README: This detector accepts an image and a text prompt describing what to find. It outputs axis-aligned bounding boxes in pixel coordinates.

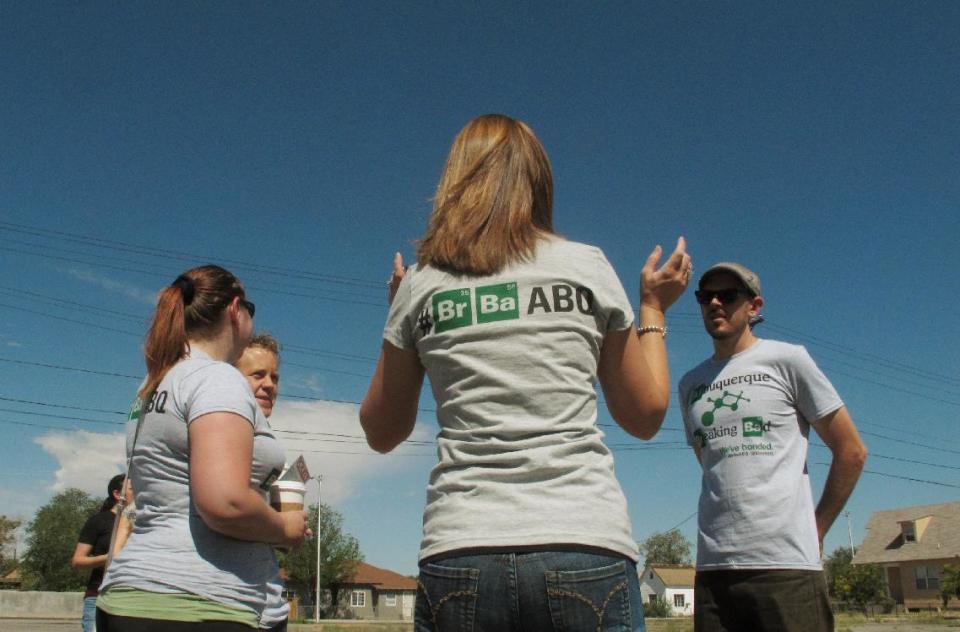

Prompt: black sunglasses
[239,298,256,318]
[694,289,752,305]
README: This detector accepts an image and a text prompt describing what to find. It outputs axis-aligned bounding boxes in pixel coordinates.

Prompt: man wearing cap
[679,262,867,632]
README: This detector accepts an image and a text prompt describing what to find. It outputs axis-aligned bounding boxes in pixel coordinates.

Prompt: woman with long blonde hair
[97,265,309,632]
[361,114,692,631]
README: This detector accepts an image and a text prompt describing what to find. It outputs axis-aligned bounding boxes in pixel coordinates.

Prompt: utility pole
[315,475,323,624]
[845,511,855,556]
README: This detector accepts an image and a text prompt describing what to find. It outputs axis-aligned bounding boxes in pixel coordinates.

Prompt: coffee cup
[269,480,306,512]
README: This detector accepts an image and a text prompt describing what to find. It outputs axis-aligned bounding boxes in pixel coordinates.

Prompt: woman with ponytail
[97,265,309,632]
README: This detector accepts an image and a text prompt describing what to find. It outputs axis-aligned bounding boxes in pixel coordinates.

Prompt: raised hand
[640,236,693,313]
[388,252,406,305]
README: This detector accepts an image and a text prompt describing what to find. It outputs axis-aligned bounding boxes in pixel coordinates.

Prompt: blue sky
[1,1,958,575]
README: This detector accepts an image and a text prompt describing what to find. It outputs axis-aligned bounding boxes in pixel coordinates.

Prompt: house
[639,564,695,616]
[0,568,21,590]
[335,561,418,620]
[853,501,960,611]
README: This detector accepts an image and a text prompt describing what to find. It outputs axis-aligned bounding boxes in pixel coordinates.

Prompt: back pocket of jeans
[416,563,479,632]
[546,561,632,632]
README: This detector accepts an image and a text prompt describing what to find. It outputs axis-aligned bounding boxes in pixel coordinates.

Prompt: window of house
[902,522,916,542]
[350,590,366,607]
[384,594,397,607]
[674,594,685,608]
[915,566,940,590]
[648,594,658,604]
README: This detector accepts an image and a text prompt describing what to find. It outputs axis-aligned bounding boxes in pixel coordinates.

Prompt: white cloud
[34,430,127,495]
[28,405,434,514]
[268,399,434,506]
[0,332,22,347]
[67,268,157,306]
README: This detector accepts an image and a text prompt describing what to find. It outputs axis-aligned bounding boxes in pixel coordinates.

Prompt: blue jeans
[415,549,645,632]
[83,596,97,632]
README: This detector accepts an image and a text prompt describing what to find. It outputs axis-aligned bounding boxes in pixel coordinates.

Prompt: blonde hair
[416,114,554,275]
[248,331,281,362]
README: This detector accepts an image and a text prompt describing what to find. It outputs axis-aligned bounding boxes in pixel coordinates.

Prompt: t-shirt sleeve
[179,362,258,427]
[593,250,635,332]
[383,267,415,349]
[77,513,101,545]
[789,346,843,423]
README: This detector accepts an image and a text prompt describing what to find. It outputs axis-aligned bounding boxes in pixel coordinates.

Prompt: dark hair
[140,265,246,397]
[100,473,126,512]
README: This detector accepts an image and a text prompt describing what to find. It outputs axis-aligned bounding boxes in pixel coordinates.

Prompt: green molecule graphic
[701,390,751,426]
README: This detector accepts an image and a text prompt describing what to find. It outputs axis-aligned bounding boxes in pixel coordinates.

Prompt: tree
[20,488,100,591]
[824,547,854,598]
[940,563,960,609]
[834,562,887,615]
[0,515,21,575]
[279,502,361,616]
[639,529,692,566]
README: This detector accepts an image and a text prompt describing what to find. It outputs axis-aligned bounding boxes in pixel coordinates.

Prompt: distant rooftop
[853,501,960,565]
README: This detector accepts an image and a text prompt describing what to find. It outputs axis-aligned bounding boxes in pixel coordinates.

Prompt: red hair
[140,265,245,398]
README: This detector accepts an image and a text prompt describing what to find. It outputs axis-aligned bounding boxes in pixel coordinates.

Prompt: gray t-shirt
[101,349,286,621]
[385,237,640,562]
[678,339,843,570]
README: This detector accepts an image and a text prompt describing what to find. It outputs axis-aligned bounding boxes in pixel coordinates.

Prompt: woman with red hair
[98,265,309,632]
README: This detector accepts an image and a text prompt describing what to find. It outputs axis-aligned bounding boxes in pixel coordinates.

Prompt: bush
[644,596,672,618]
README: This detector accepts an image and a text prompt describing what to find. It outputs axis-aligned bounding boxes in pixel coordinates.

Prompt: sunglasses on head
[694,289,752,305]
[239,298,256,318]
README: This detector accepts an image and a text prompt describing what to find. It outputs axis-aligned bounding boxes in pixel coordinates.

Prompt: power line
[858,429,960,457]
[0,285,148,324]
[0,407,124,427]
[0,235,386,302]
[0,357,141,380]
[809,442,960,472]
[664,510,698,532]
[0,245,386,309]
[0,302,141,337]
[765,321,960,388]
[0,220,385,290]
[812,463,960,489]
[0,396,127,417]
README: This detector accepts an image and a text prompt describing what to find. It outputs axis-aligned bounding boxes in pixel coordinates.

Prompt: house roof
[339,562,418,591]
[853,501,960,565]
[1,569,20,583]
[651,565,695,587]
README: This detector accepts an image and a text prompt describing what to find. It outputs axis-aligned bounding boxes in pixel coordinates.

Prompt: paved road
[848,625,960,632]
[0,621,77,632]
[4,619,956,632]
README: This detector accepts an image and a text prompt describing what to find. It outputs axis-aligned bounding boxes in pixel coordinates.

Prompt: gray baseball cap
[698,262,761,296]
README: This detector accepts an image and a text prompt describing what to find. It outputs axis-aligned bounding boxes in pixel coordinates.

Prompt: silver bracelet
[637,324,667,338]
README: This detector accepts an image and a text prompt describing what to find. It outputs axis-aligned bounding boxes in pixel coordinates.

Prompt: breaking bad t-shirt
[100,348,286,621]
[385,237,640,562]
[678,339,843,571]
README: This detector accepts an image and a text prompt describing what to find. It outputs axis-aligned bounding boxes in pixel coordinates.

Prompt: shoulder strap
[104,391,152,571]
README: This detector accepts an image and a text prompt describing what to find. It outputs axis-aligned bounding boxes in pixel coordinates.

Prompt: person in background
[97,265,309,632]
[72,473,127,632]
[236,332,287,632]
[360,114,692,631]
[679,262,867,632]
